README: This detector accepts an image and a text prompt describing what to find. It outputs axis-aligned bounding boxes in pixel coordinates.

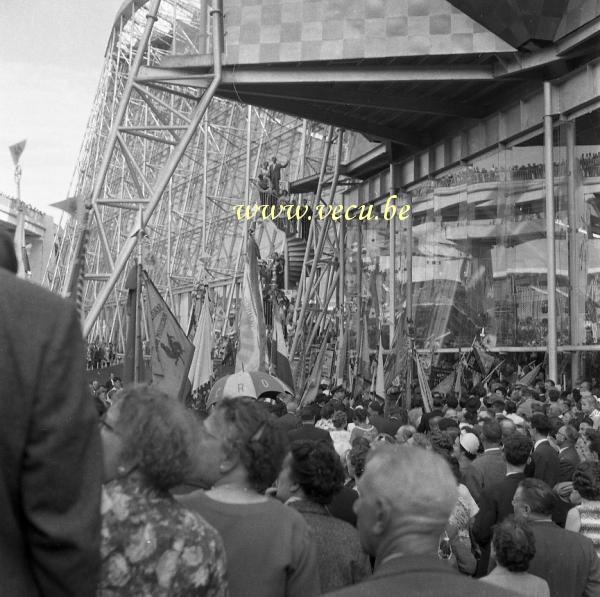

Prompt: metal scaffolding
[46,0,341,355]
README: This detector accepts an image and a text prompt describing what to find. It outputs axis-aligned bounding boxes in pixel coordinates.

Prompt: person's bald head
[354,444,457,558]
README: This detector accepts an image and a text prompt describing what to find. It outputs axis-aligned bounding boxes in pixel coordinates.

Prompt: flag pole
[134,207,144,384]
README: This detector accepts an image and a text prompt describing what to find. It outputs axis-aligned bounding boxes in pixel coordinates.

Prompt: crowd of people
[432,161,574,189]
[6,223,600,596]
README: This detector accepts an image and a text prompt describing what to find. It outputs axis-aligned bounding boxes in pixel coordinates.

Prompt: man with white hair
[324,445,517,596]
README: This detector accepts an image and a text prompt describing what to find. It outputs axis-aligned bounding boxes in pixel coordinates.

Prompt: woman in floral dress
[98,385,228,596]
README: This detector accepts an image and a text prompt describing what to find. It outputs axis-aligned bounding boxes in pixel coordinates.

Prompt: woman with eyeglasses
[98,385,227,596]
[178,397,320,597]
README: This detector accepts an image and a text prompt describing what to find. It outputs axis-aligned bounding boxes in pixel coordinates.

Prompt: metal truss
[45,0,340,354]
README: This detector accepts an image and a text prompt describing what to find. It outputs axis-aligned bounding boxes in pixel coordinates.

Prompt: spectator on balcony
[269,156,288,195]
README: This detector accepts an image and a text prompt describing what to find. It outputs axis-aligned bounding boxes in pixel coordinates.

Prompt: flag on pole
[235,234,267,372]
[270,305,295,392]
[123,265,142,385]
[374,333,385,398]
[189,294,214,395]
[9,140,26,166]
[414,352,433,413]
[13,208,30,278]
[144,271,194,401]
[384,311,409,393]
[432,368,456,395]
[300,328,330,407]
[516,363,542,387]
[472,339,496,376]
[333,320,348,386]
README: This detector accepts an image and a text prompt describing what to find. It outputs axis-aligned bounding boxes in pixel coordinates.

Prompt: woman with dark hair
[349,405,378,444]
[276,440,371,592]
[329,410,351,459]
[316,401,335,431]
[481,516,550,596]
[179,397,319,597]
[99,385,227,596]
[566,461,600,555]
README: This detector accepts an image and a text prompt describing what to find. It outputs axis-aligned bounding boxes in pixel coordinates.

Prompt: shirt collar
[534,438,548,450]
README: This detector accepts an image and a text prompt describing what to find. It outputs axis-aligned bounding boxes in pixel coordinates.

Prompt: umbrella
[207,371,292,407]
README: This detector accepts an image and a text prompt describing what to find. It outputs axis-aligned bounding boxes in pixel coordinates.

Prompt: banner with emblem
[144,271,194,401]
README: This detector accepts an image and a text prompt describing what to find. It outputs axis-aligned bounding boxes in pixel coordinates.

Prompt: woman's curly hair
[332,410,348,429]
[214,397,288,492]
[573,461,600,500]
[289,440,344,504]
[114,385,195,492]
[492,515,536,572]
[347,442,370,479]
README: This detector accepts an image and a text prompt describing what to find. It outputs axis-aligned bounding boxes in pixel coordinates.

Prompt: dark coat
[323,554,518,597]
[463,448,506,505]
[275,412,301,433]
[527,520,600,597]
[288,423,333,445]
[327,485,359,527]
[472,472,525,546]
[558,446,580,483]
[532,440,561,488]
[289,500,371,593]
[0,270,102,596]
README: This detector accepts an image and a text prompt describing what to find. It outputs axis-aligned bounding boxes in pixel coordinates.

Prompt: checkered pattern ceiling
[222,0,515,65]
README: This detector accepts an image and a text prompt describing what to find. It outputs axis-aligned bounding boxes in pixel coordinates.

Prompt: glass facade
[343,109,600,382]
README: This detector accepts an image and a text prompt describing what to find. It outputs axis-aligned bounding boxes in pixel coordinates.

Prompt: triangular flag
[432,368,456,396]
[473,339,496,376]
[235,235,267,372]
[189,294,214,394]
[9,140,26,166]
[517,363,542,387]
[144,271,194,400]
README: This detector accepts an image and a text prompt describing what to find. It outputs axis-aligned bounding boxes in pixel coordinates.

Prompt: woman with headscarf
[179,397,320,597]
[99,385,227,596]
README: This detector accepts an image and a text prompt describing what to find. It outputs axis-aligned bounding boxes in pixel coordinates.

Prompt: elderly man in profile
[324,445,517,597]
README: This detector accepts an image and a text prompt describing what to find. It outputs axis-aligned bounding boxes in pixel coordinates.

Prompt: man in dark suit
[513,478,600,597]
[0,232,102,596]
[274,393,301,433]
[529,413,561,488]
[463,419,506,505]
[324,444,515,597]
[288,405,333,445]
[472,432,533,562]
[556,424,580,482]
[416,393,444,433]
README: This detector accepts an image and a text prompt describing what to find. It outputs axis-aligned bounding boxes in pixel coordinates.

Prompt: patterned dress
[577,500,600,557]
[99,476,228,596]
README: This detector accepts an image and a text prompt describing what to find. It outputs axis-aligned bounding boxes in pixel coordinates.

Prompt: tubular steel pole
[566,120,580,383]
[84,0,224,337]
[290,127,340,362]
[406,191,413,409]
[292,125,334,325]
[389,164,398,342]
[544,81,558,382]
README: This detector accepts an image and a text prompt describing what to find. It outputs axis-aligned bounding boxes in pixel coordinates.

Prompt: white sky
[0,0,124,218]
